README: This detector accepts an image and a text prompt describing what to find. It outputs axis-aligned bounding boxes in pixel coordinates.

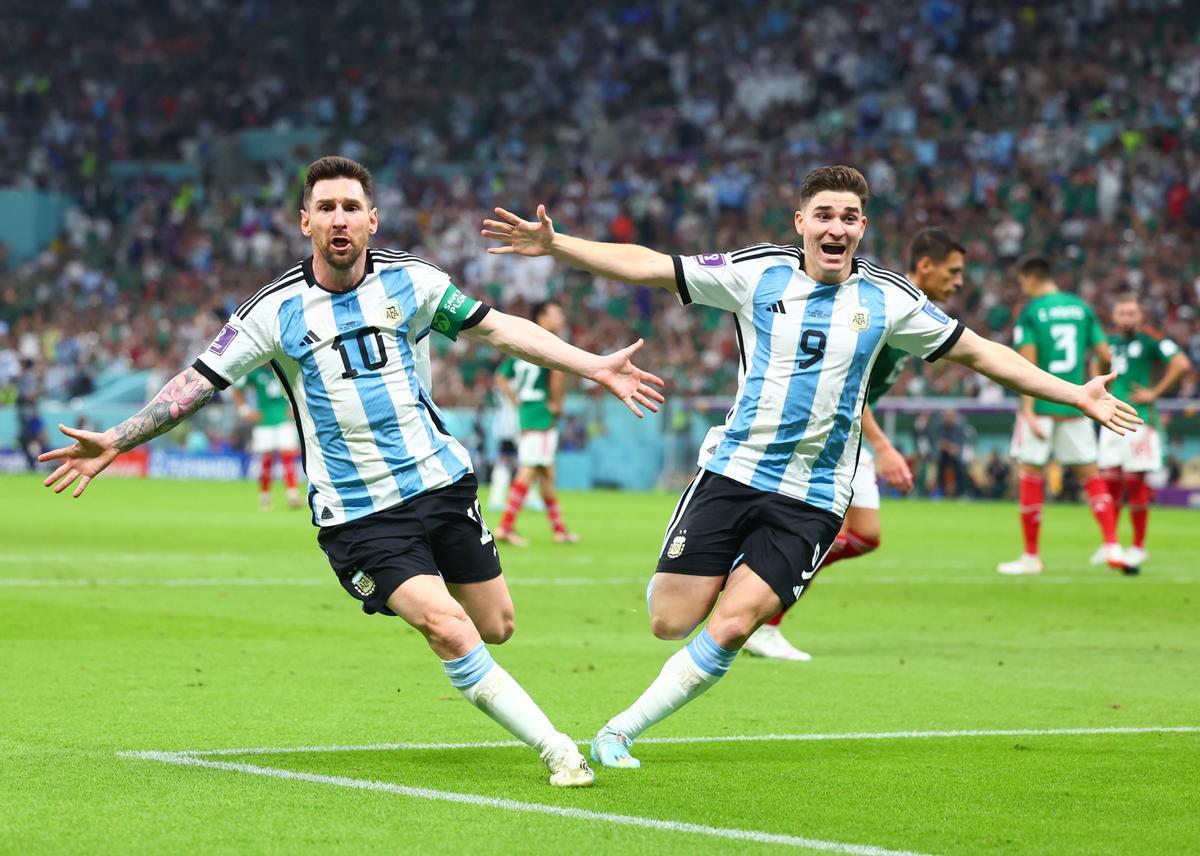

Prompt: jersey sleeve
[1012,306,1030,348]
[886,295,964,363]
[496,356,516,379]
[413,270,490,341]
[1087,307,1106,350]
[1156,335,1181,361]
[191,312,279,390]
[670,252,756,312]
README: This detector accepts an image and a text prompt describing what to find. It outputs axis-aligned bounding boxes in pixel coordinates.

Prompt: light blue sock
[442,642,495,688]
[606,629,738,740]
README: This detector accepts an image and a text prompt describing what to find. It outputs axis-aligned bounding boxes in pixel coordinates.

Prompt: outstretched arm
[482,204,677,291]
[39,366,216,497]
[944,329,1141,434]
[465,309,664,417]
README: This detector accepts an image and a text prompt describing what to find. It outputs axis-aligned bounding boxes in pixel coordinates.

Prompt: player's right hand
[38,424,120,498]
[482,205,555,257]
[1023,409,1048,440]
[876,446,914,493]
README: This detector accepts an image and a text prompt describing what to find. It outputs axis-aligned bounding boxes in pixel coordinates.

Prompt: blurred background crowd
[2,0,1198,492]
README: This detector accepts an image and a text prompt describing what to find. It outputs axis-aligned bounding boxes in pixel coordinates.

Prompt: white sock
[488,463,512,511]
[606,629,737,741]
[443,643,563,754]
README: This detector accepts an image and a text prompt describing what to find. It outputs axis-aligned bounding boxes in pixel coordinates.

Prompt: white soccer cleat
[1088,545,1110,565]
[997,554,1044,575]
[1123,545,1148,567]
[541,735,594,787]
[742,624,813,661]
[1101,542,1126,570]
[590,726,641,769]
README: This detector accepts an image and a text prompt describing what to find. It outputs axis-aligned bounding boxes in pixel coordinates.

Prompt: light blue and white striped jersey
[672,245,964,516]
[193,249,487,526]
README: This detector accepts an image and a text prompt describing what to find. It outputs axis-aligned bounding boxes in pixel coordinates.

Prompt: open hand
[38,424,120,497]
[482,205,556,257]
[590,339,666,418]
[1077,374,1143,435]
[876,446,914,493]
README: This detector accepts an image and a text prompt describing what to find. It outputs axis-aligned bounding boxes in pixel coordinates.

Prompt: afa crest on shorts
[350,570,376,597]
[666,532,687,559]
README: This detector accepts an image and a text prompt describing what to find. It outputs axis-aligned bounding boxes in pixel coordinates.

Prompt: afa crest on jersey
[849,309,870,332]
[383,302,401,324]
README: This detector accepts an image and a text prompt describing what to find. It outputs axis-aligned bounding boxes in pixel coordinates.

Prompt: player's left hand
[1129,385,1157,405]
[1077,374,1143,435]
[591,339,665,418]
[876,446,914,493]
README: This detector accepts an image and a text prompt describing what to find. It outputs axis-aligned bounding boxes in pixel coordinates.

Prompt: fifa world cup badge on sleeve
[694,253,725,267]
[208,325,239,355]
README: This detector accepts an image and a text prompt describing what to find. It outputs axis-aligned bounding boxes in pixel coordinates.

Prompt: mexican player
[999,255,1120,575]
[1096,293,1192,571]
[745,227,965,660]
[232,364,303,510]
[493,300,579,545]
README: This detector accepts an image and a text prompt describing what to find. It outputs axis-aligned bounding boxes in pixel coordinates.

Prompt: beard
[318,235,365,271]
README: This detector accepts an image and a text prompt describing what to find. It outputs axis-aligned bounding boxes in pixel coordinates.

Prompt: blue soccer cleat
[590,726,641,769]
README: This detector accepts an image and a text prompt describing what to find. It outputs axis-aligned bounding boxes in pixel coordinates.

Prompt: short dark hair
[908,228,965,273]
[530,300,560,323]
[1114,291,1140,306]
[302,156,373,209]
[797,165,870,210]
[1016,254,1053,280]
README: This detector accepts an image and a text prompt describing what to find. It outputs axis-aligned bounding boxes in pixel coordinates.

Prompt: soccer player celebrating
[483,165,1139,769]
[40,156,665,788]
[998,256,1120,575]
[493,300,580,546]
[1096,293,1192,571]
[744,227,965,661]
[231,364,304,510]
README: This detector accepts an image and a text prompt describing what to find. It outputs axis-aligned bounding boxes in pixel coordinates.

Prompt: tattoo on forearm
[112,367,215,451]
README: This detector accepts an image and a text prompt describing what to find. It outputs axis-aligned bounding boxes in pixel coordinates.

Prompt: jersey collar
[302,251,376,293]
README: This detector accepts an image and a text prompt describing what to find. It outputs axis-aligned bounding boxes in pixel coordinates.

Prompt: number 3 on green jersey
[1013,292,1106,417]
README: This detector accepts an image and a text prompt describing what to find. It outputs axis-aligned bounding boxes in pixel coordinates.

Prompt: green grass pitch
[1,473,1197,854]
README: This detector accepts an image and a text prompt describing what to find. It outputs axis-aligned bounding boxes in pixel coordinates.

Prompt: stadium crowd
[2,0,1198,446]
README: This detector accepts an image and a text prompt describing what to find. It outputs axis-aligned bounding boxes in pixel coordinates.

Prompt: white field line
[119,749,929,856]
[156,726,1200,758]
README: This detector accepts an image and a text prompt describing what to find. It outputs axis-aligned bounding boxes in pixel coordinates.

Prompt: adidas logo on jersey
[301,329,320,346]
[766,300,787,314]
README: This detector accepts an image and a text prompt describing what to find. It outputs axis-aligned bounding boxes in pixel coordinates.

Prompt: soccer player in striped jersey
[998,256,1119,576]
[39,156,665,788]
[1096,293,1192,572]
[744,227,965,661]
[484,165,1140,769]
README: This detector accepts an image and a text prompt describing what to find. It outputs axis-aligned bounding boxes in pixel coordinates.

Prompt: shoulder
[370,247,449,277]
[1140,325,1165,342]
[726,243,803,268]
[855,258,922,303]
[234,261,307,321]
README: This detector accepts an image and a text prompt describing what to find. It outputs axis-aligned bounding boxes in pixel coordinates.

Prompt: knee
[417,608,474,653]
[649,612,695,641]
[704,613,758,650]
[477,610,515,645]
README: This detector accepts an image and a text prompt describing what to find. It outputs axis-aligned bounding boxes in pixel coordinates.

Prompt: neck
[804,258,851,285]
[1033,280,1057,297]
[311,250,367,293]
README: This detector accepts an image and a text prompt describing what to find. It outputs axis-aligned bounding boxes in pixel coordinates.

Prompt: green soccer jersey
[1013,292,1106,416]
[497,357,555,431]
[1109,329,1180,427]
[237,365,290,426]
[865,344,910,406]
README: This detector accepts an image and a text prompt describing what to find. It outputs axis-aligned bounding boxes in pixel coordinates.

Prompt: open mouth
[330,236,353,252]
[820,243,846,258]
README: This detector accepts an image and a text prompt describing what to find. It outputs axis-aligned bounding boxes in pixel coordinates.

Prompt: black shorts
[656,470,843,607]
[317,474,501,616]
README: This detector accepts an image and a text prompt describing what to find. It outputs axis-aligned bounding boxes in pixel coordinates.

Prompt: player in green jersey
[231,364,302,510]
[1095,293,1192,571]
[493,300,579,545]
[745,227,965,660]
[998,255,1120,575]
